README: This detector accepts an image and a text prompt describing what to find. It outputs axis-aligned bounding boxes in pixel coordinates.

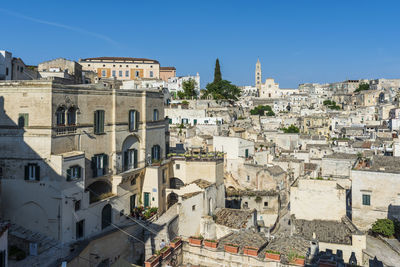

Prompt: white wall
[291,179,346,221]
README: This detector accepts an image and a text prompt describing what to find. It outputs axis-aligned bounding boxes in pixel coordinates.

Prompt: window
[88,64,91,67]
[243,202,248,209]
[162,169,167,184]
[362,194,371,206]
[66,165,82,181]
[247,175,250,182]
[25,163,40,181]
[124,149,138,171]
[94,110,105,134]
[102,70,106,77]
[136,65,139,68]
[20,66,23,72]
[150,65,153,68]
[176,164,180,170]
[56,107,66,126]
[264,201,268,207]
[76,220,84,239]
[91,154,108,177]
[153,109,159,121]
[125,70,129,77]
[151,145,161,161]
[0,249,5,267]
[192,205,196,211]
[67,107,76,125]
[129,110,139,131]
[112,70,116,77]
[5,68,8,76]
[135,71,140,78]
[18,113,29,127]
[150,71,153,78]
[74,200,81,211]
[103,64,106,67]
[0,167,3,179]
[119,70,122,77]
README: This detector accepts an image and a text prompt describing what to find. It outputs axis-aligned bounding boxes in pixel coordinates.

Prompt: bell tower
[255,58,262,90]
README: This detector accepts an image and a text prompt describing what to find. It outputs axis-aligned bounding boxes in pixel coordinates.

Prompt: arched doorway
[101,204,112,230]
[87,181,112,204]
[167,192,179,208]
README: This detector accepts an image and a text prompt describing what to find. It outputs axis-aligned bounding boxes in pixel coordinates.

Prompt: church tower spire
[255,58,262,90]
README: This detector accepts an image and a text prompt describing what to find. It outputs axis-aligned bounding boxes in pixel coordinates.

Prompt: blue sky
[1,0,400,88]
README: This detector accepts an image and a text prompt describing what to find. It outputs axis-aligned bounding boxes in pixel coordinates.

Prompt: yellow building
[79,57,160,80]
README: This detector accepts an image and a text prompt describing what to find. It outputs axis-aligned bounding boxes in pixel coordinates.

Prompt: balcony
[54,126,77,136]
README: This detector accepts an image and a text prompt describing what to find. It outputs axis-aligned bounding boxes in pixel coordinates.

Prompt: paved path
[365,235,400,267]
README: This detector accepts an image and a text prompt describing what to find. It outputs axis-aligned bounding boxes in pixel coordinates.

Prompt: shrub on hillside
[371,218,395,237]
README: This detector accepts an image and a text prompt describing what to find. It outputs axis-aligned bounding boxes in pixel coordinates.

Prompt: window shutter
[135,111,139,130]
[77,166,81,178]
[123,151,128,170]
[133,149,138,168]
[128,111,132,131]
[100,111,105,133]
[24,165,29,180]
[151,147,155,160]
[66,168,71,181]
[24,114,29,127]
[91,157,97,177]
[103,154,108,173]
[35,165,40,181]
[94,111,98,134]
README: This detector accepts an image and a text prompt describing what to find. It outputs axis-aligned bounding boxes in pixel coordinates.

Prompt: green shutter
[66,168,71,181]
[103,154,108,173]
[35,165,40,181]
[128,111,132,131]
[135,111,139,130]
[91,157,97,177]
[24,114,29,127]
[123,151,128,171]
[77,166,81,178]
[24,166,29,180]
[100,111,105,133]
[133,149,138,168]
[94,111,98,134]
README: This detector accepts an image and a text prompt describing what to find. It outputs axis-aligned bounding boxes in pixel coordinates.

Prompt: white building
[167,73,200,98]
[213,136,254,160]
[165,107,223,126]
[0,51,12,80]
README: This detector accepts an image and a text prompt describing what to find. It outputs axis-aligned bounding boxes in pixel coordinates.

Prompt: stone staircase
[8,223,70,267]
[144,203,179,258]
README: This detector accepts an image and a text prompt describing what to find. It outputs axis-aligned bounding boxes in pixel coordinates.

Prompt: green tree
[282,124,300,133]
[250,105,275,116]
[179,78,197,99]
[355,83,370,93]
[204,80,241,101]
[214,58,222,83]
[371,219,395,237]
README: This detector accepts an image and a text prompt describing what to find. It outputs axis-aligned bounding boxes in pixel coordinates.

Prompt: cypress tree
[213,58,222,83]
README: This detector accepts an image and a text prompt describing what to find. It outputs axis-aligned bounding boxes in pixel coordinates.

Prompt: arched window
[56,107,66,126]
[67,107,77,125]
[153,109,159,121]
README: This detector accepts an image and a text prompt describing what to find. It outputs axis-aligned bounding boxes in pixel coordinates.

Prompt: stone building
[159,66,176,82]
[38,58,83,84]
[79,57,160,81]
[0,79,168,243]
[352,156,400,230]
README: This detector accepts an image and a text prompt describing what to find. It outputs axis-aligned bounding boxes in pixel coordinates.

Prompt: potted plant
[224,243,239,254]
[243,246,259,256]
[204,239,219,249]
[265,250,281,261]
[160,246,172,259]
[170,237,182,248]
[144,254,161,267]
[189,235,203,246]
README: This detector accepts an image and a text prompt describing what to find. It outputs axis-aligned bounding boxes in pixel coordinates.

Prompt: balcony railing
[54,126,77,136]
